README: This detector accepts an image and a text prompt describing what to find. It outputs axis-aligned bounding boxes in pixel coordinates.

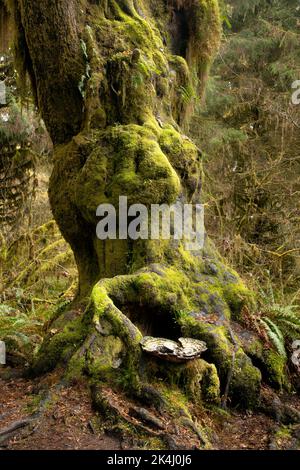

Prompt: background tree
[0,0,36,239]
[193,0,300,361]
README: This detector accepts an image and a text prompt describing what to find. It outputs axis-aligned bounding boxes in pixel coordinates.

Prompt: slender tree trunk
[16,0,85,143]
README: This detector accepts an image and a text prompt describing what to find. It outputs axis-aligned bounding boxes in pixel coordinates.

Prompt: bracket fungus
[140,336,207,363]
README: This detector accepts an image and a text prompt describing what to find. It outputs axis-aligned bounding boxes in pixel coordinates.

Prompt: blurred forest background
[0,0,300,367]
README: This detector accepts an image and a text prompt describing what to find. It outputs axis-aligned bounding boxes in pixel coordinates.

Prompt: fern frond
[260,317,286,358]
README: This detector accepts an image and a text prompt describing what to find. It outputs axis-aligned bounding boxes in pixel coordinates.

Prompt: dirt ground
[0,370,122,450]
[0,368,299,451]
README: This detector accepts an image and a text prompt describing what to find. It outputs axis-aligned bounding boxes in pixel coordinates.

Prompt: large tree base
[30,249,288,418]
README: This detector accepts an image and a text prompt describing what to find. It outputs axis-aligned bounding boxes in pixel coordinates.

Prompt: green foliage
[260,317,286,358]
[179,85,195,105]
[0,99,31,145]
[226,0,296,28]
[265,304,300,335]
[193,0,300,303]
[261,302,300,342]
[258,282,300,358]
[0,220,77,362]
[0,299,44,358]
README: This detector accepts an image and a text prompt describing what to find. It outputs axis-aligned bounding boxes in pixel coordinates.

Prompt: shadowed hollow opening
[169,7,189,58]
[110,297,182,340]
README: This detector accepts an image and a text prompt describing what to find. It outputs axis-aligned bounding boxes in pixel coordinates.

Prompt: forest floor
[0,370,121,450]
[1,367,300,450]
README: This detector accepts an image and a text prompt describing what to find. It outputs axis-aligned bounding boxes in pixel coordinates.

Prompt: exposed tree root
[0,418,35,444]
[91,384,210,450]
[259,387,300,425]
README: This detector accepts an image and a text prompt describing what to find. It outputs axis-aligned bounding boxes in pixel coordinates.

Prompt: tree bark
[10,0,85,143]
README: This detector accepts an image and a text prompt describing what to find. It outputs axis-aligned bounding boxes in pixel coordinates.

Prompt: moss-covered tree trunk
[7,0,287,410]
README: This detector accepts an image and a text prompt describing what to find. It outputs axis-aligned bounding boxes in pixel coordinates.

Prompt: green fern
[0,302,45,359]
[260,317,286,358]
[258,281,300,357]
[179,85,195,105]
[267,304,300,339]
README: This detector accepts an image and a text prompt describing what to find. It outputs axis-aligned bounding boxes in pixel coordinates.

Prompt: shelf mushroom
[140,336,207,363]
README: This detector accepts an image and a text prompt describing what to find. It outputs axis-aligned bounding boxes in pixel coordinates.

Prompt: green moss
[30,326,86,376]
[29,300,95,376]
[245,338,264,358]
[69,255,261,406]
[222,280,255,321]
[38,0,223,291]
[140,437,165,450]
[238,329,289,390]
[156,382,192,419]
[75,125,181,222]
[200,362,220,404]
[138,354,220,406]
[179,314,261,408]
[186,0,222,79]
[263,350,287,390]
[229,350,262,408]
[182,359,220,404]
[31,246,262,407]
[66,355,87,382]
[86,335,124,378]
[159,126,201,200]
[90,282,142,390]
[274,425,292,440]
